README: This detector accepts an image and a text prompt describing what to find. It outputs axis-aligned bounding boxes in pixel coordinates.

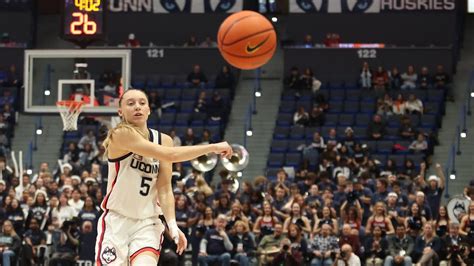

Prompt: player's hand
[175,228,187,255]
[213,142,233,158]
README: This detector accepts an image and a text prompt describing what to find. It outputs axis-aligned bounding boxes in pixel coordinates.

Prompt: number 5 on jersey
[140,176,153,196]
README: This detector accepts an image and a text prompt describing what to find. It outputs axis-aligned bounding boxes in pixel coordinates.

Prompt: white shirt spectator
[54,205,78,227]
[336,253,361,266]
[173,136,182,147]
[68,198,84,213]
[404,98,423,114]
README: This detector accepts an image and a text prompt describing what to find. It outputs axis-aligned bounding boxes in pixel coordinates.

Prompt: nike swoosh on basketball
[246,35,270,54]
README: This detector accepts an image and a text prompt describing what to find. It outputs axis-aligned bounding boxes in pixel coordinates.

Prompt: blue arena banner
[290,0,456,13]
[108,0,243,13]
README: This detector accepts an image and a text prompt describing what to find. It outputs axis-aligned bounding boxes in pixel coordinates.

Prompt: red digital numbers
[70,12,97,35]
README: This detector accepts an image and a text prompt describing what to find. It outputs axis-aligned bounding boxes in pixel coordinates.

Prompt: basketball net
[56,101,84,131]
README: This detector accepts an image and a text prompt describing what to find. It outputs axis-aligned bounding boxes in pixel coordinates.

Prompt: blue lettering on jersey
[130,158,159,174]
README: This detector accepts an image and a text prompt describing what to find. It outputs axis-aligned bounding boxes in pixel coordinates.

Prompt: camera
[340,251,347,259]
[61,217,79,231]
[282,244,290,251]
[346,191,359,203]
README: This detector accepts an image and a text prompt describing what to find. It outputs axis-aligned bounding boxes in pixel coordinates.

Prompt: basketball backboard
[23,49,131,114]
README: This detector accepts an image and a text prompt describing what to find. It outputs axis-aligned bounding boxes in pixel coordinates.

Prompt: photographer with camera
[49,218,79,266]
[257,223,286,266]
[310,224,339,266]
[333,244,361,266]
[439,222,470,266]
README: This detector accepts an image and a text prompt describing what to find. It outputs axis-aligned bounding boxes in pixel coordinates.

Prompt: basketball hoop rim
[56,100,85,109]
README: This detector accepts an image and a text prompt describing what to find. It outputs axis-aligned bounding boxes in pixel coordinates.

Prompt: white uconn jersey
[101,128,162,219]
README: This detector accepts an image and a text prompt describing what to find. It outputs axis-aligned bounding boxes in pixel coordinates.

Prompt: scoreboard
[61,0,106,46]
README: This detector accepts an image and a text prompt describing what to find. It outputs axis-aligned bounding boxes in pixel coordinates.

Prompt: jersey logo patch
[102,246,117,264]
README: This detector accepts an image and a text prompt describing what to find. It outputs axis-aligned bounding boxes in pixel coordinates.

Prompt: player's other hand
[175,228,187,255]
[213,142,233,158]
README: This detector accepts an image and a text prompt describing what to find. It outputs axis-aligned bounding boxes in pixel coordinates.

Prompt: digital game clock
[61,0,106,47]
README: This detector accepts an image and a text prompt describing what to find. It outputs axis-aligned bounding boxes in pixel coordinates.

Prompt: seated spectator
[389,67,402,89]
[215,65,235,89]
[148,90,162,118]
[2,104,15,126]
[392,94,406,115]
[169,130,182,147]
[293,106,309,126]
[417,66,432,90]
[253,201,279,240]
[413,223,442,265]
[433,65,450,88]
[207,91,225,121]
[385,224,414,266]
[376,99,394,119]
[366,201,395,236]
[399,115,416,139]
[313,206,339,235]
[0,220,21,265]
[409,133,428,153]
[326,128,338,147]
[360,61,372,89]
[367,115,386,140]
[440,223,470,266]
[198,214,233,266]
[340,200,363,236]
[184,35,198,47]
[3,65,20,87]
[125,33,140,47]
[187,65,208,88]
[200,36,217,48]
[230,220,255,266]
[26,190,48,230]
[334,244,361,266]
[68,189,83,214]
[257,223,285,265]
[405,202,427,238]
[414,191,433,220]
[78,221,96,263]
[404,94,423,114]
[284,67,301,90]
[283,202,312,235]
[459,201,474,237]
[23,218,47,265]
[339,223,361,255]
[308,106,325,127]
[303,34,314,47]
[373,66,389,92]
[182,128,198,146]
[0,89,15,107]
[6,198,25,236]
[323,33,341,48]
[400,65,417,90]
[49,216,80,266]
[363,226,388,266]
[77,196,99,228]
[309,223,339,266]
[194,91,207,114]
[300,67,321,94]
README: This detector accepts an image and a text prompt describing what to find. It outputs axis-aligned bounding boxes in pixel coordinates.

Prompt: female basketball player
[95,89,232,265]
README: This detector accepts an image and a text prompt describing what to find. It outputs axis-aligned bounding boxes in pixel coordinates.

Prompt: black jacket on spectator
[413,235,442,262]
[215,71,235,89]
[422,186,443,220]
[0,233,21,255]
[367,121,386,139]
[24,228,47,246]
[187,72,207,84]
[79,231,96,261]
[6,208,25,236]
[229,232,255,257]
[363,236,388,260]
[202,229,231,256]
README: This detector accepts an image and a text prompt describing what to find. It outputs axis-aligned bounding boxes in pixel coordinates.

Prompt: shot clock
[61,0,106,47]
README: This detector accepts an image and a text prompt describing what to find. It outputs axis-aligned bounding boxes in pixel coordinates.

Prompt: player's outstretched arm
[111,127,232,162]
[156,134,186,254]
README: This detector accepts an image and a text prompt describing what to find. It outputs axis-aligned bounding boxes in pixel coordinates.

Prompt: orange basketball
[218,11,277,70]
